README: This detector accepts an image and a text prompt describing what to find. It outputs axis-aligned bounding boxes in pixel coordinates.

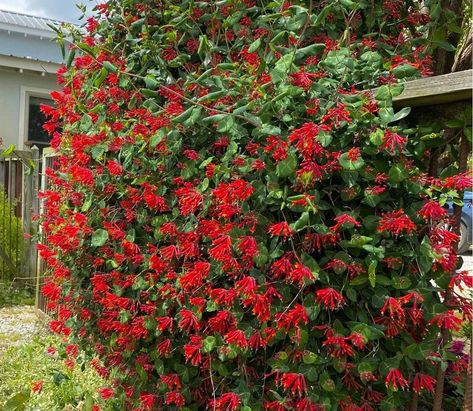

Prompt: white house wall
[0,68,58,149]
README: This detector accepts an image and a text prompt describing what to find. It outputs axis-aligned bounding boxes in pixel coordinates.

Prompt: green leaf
[301,252,320,279]
[199,156,214,169]
[389,163,408,183]
[254,243,269,267]
[389,107,411,123]
[141,89,160,98]
[419,236,434,274]
[339,152,365,170]
[144,75,159,89]
[203,336,216,353]
[316,132,332,147]
[391,276,412,289]
[270,52,295,84]
[94,67,108,87]
[80,114,93,132]
[392,64,418,79]
[85,394,94,411]
[90,144,107,160]
[91,229,109,247]
[446,119,463,128]
[136,364,148,381]
[375,85,391,101]
[369,129,384,145]
[4,391,30,411]
[292,212,309,231]
[360,51,383,64]
[2,145,15,157]
[260,124,281,135]
[217,116,235,133]
[434,41,456,52]
[276,154,297,178]
[303,351,318,364]
[172,106,195,123]
[248,37,262,53]
[368,260,377,287]
[464,127,472,142]
[198,35,209,58]
[379,107,394,123]
[103,61,118,73]
[314,4,332,26]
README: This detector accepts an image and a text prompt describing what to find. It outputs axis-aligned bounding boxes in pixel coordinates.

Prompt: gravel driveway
[0,305,46,353]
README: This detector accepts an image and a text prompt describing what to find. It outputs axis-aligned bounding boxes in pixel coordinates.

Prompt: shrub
[41,1,471,410]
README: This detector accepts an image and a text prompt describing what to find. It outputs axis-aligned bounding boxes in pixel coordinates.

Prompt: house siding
[0,69,58,148]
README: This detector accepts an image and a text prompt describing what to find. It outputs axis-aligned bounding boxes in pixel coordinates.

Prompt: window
[26,96,54,150]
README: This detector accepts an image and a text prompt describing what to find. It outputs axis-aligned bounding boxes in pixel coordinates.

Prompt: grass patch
[0,286,35,308]
[0,335,109,410]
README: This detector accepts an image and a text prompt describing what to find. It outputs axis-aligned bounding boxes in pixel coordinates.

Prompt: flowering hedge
[40,1,471,410]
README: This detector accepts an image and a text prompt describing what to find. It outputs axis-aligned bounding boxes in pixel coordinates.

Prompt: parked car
[446,191,472,254]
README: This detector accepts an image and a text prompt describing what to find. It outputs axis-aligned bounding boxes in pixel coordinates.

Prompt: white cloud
[0,0,98,22]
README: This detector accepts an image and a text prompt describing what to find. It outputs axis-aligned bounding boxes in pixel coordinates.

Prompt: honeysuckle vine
[39,1,471,410]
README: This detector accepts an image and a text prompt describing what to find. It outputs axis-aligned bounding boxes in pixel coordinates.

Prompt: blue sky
[0,0,99,22]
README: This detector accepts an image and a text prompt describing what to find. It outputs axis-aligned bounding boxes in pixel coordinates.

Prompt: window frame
[18,86,54,149]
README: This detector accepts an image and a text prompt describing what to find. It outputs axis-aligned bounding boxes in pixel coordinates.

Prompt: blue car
[445,191,472,254]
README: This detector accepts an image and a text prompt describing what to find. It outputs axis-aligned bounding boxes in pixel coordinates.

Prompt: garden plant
[38,0,471,410]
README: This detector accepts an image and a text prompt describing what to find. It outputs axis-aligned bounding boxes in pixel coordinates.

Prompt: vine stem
[78,44,263,128]
[209,355,217,411]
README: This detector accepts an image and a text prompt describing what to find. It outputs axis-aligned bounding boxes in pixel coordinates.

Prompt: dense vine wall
[40,1,471,410]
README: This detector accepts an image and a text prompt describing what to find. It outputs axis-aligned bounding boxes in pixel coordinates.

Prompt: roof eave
[0,22,58,39]
[0,54,60,74]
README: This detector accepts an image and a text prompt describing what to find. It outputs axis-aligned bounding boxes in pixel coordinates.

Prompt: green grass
[0,335,109,410]
[0,286,35,308]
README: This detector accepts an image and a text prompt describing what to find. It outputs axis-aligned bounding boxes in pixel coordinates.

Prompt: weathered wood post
[22,150,33,282]
[28,146,40,309]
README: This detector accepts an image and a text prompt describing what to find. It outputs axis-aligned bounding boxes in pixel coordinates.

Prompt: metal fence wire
[0,147,41,298]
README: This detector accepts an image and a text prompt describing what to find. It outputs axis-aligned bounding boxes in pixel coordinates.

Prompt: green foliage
[0,335,109,410]
[0,287,34,308]
[0,188,23,284]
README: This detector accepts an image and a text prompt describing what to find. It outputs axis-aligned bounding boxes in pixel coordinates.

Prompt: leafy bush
[0,187,24,284]
[40,1,471,410]
[0,335,108,410]
[0,287,34,308]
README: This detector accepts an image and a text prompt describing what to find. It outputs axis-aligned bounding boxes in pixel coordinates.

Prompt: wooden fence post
[22,150,32,282]
[28,146,40,308]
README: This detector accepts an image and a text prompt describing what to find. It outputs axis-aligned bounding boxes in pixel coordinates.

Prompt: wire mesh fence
[0,147,40,304]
